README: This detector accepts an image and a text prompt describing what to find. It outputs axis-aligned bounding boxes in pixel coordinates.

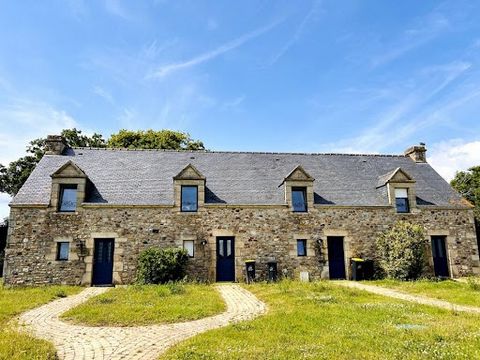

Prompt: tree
[0,128,205,197]
[107,129,205,150]
[451,166,480,249]
[451,166,480,220]
[375,221,427,280]
[0,128,106,196]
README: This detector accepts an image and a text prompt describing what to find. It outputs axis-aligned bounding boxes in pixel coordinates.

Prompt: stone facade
[4,202,479,286]
[4,140,480,286]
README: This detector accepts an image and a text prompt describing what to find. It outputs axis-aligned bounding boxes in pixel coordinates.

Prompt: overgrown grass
[62,283,226,326]
[0,280,81,360]
[368,278,480,307]
[162,280,480,359]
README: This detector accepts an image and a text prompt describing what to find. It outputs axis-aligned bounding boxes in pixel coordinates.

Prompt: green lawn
[62,283,226,326]
[0,280,81,360]
[162,281,480,360]
[367,278,480,307]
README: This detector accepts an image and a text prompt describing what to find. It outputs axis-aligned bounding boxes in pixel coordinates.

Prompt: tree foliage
[0,128,205,197]
[375,221,427,280]
[451,166,480,220]
[136,247,189,284]
[107,129,205,150]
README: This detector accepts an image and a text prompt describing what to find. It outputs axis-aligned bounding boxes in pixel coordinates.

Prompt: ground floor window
[56,242,69,261]
[183,240,195,258]
[297,239,307,256]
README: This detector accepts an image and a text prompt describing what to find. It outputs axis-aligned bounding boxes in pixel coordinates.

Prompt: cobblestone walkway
[336,281,480,314]
[18,285,267,360]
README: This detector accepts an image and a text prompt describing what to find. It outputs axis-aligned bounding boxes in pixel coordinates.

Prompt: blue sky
[1,0,480,218]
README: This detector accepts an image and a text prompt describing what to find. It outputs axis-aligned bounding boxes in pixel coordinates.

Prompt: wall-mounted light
[200,240,208,246]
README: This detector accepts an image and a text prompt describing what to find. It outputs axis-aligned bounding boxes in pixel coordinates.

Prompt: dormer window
[51,161,87,212]
[395,188,409,213]
[59,184,77,212]
[181,185,198,212]
[292,187,307,212]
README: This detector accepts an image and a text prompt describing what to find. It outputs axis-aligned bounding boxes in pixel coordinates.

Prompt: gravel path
[18,284,267,360]
[336,281,480,314]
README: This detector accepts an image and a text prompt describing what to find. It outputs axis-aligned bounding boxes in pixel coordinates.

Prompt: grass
[61,283,226,326]
[367,278,480,307]
[0,280,81,360]
[162,280,480,360]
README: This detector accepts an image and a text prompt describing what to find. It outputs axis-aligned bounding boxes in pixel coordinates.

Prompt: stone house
[3,136,479,285]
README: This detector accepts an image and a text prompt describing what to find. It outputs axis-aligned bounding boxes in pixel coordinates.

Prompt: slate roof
[11,147,468,208]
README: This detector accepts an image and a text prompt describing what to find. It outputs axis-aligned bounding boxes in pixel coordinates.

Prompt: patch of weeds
[466,276,480,291]
[307,294,337,304]
[54,289,68,298]
[154,286,170,297]
[232,323,254,332]
[96,296,115,304]
[167,282,186,295]
[311,281,328,293]
[277,279,294,294]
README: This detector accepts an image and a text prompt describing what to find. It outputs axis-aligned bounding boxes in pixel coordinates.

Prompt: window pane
[59,186,77,212]
[297,239,307,256]
[57,242,69,261]
[181,186,198,212]
[226,239,232,257]
[218,240,224,257]
[394,188,408,198]
[292,188,307,212]
[183,240,194,257]
[395,198,409,213]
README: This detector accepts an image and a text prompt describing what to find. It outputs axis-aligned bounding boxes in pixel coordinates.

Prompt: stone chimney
[404,143,427,163]
[44,135,67,155]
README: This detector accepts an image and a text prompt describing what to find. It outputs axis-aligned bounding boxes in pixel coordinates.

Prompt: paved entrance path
[336,281,480,314]
[18,285,267,360]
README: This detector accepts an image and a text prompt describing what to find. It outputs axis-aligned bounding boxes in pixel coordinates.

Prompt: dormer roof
[173,163,205,181]
[51,160,87,179]
[284,165,315,182]
[377,167,414,188]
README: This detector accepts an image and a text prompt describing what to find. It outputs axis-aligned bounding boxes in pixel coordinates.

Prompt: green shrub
[136,247,189,284]
[375,221,427,280]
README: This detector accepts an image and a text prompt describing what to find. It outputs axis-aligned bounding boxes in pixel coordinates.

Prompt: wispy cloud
[268,0,322,65]
[93,86,114,104]
[320,59,475,154]
[371,10,450,67]
[0,99,78,165]
[104,0,132,21]
[148,19,284,79]
[221,95,246,111]
[429,139,480,181]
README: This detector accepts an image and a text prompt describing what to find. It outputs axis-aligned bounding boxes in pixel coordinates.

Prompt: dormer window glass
[181,185,198,212]
[395,188,409,213]
[292,187,307,212]
[59,184,77,212]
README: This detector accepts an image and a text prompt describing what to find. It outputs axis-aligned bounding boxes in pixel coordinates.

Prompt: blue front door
[328,236,346,279]
[431,236,449,277]
[92,238,115,286]
[216,237,235,281]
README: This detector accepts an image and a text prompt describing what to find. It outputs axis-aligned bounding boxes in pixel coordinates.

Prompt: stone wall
[4,204,480,286]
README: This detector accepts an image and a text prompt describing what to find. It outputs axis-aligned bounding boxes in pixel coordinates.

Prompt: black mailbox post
[267,261,278,282]
[351,258,365,281]
[245,260,256,284]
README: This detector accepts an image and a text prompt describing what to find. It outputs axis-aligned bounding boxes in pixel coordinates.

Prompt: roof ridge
[70,147,406,157]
